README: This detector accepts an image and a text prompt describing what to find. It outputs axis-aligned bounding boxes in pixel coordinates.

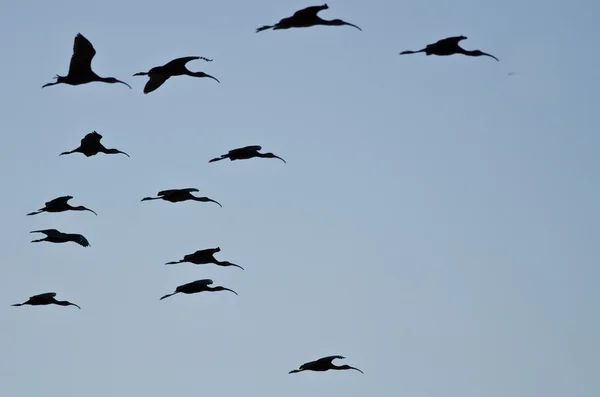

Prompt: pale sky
[1,1,599,396]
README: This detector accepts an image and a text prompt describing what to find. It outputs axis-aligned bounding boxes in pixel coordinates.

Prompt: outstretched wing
[73,234,90,247]
[81,131,102,146]
[31,229,61,236]
[187,279,214,288]
[45,196,73,206]
[292,4,328,19]
[316,355,345,364]
[143,73,170,94]
[68,33,96,76]
[229,145,261,155]
[163,56,202,70]
[158,188,199,196]
[31,292,56,300]
[434,35,466,47]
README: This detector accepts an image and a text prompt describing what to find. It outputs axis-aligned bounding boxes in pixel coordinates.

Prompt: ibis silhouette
[289,355,363,374]
[209,145,285,163]
[166,247,243,270]
[60,131,130,157]
[30,229,90,247]
[11,292,81,309]
[256,4,361,33]
[27,196,97,216]
[133,56,219,94]
[42,33,131,89]
[399,35,499,61]
[141,188,222,207]
[160,279,238,300]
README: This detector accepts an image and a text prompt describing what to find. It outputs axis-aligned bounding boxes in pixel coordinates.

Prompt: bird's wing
[162,56,201,70]
[81,131,102,146]
[31,292,56,300]
[292,5,326,19]
[316,355,345,364]
[68,33,96,75]
[73,234,90,247]
[435,36,466,46]
[45,196,73,206]
[229,145,262,155]
[187,279,214,288]
[143,73,170,94]
[31,229,60,236]
[157,188,199,196]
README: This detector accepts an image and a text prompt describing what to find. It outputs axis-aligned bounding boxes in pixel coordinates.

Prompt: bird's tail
[159,292,178,300]
[256,25,274,33]
[59,149,77,156]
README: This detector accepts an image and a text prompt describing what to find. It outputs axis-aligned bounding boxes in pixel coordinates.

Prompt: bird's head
[263,153,286,163]
[331,19,362,31]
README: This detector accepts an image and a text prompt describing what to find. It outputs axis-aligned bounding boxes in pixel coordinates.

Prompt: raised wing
[31,292,56,300]
[81,131,103,146]
[190,247,220,257]
[187,279,213,288]
[158,188,199,196]
[143,73,170,94]
[163,56,202,70]
[45,196,73,206]
[316,355,345,364]
[229,145,261,155]
[292,4,328,19]
[434,35,466,47]
[68,33,96,75]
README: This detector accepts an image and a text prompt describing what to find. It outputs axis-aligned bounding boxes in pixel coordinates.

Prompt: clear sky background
[1,1,598,396]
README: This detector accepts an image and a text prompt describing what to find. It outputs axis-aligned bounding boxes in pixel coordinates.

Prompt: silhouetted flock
[12,3,499,376]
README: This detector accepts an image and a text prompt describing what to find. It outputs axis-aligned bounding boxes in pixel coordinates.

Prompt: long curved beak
[205,73,220,83]
[349,366,364,374]
[482,52,499,61]
[117,80,132,89]
[344,22,362,31]
[70,302,82,309]
[118,150,130,157]
[224,288,238,295]
[84,207,98,216]
[274,155,286,163]
[209,199,223,207]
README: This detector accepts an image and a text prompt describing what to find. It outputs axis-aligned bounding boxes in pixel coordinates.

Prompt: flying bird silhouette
[30,229,90,247]
[133,56,219,94]
[209,145,285,163]
[42,33,131,89]
[141,188,222,207]
[165,247,243,270]
[11,292,81,309]
[256,4,361,33]
[160,279,238,300]
[289,355,363,374]
[399,35,499,61]
[27,195,97,216]
[59,131,130,157]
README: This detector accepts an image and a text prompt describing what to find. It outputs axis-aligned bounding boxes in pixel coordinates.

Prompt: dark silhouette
[160,279,238,300]
[399,35,499,61]
[60,131,130,158]
[11,292,81,309]
[165,247,243,270]
[30,229,90,247]
[289,355,363,374]
[133,56,219,94]
[209,145,285,163]
[256,4,361,33]
[141,188,222,207]
[42,33,131,89]
[27,196,97,216]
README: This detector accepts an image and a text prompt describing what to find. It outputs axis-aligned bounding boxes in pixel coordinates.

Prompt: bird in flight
[60,131,130,158]
[11,292,81,309]
[399,35,499,61]
[289,355,364,374]
[27,195,97,216]
[256,4,361,33]
[209,145,286,163]
[42,33,131,89]
[133,56,220,94]
[30,229,90,247]
[166,247,244,270]
[141,188,222,207]
[160,279,238,300]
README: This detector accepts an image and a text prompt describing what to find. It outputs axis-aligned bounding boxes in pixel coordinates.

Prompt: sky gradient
[1,1,599,396]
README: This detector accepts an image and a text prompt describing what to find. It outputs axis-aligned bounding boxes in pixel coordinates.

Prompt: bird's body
[27,195,97,216]
[399,35,499,61]
[133,56,219,94]
[289,355,363,374]
[42,33,131,89]
[160,279,238,300]
[12,292,81,309]
[141,188,222,207]
[165,247,243,270]
[60,131,130,157]
[209,145,286,163]
[256,4,361,33]
[30,229,90,247]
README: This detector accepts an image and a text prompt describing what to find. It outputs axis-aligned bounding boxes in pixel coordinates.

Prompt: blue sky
[1,0,598,396]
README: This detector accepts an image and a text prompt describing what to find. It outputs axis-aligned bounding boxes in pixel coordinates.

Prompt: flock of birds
[11,3,501,376]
